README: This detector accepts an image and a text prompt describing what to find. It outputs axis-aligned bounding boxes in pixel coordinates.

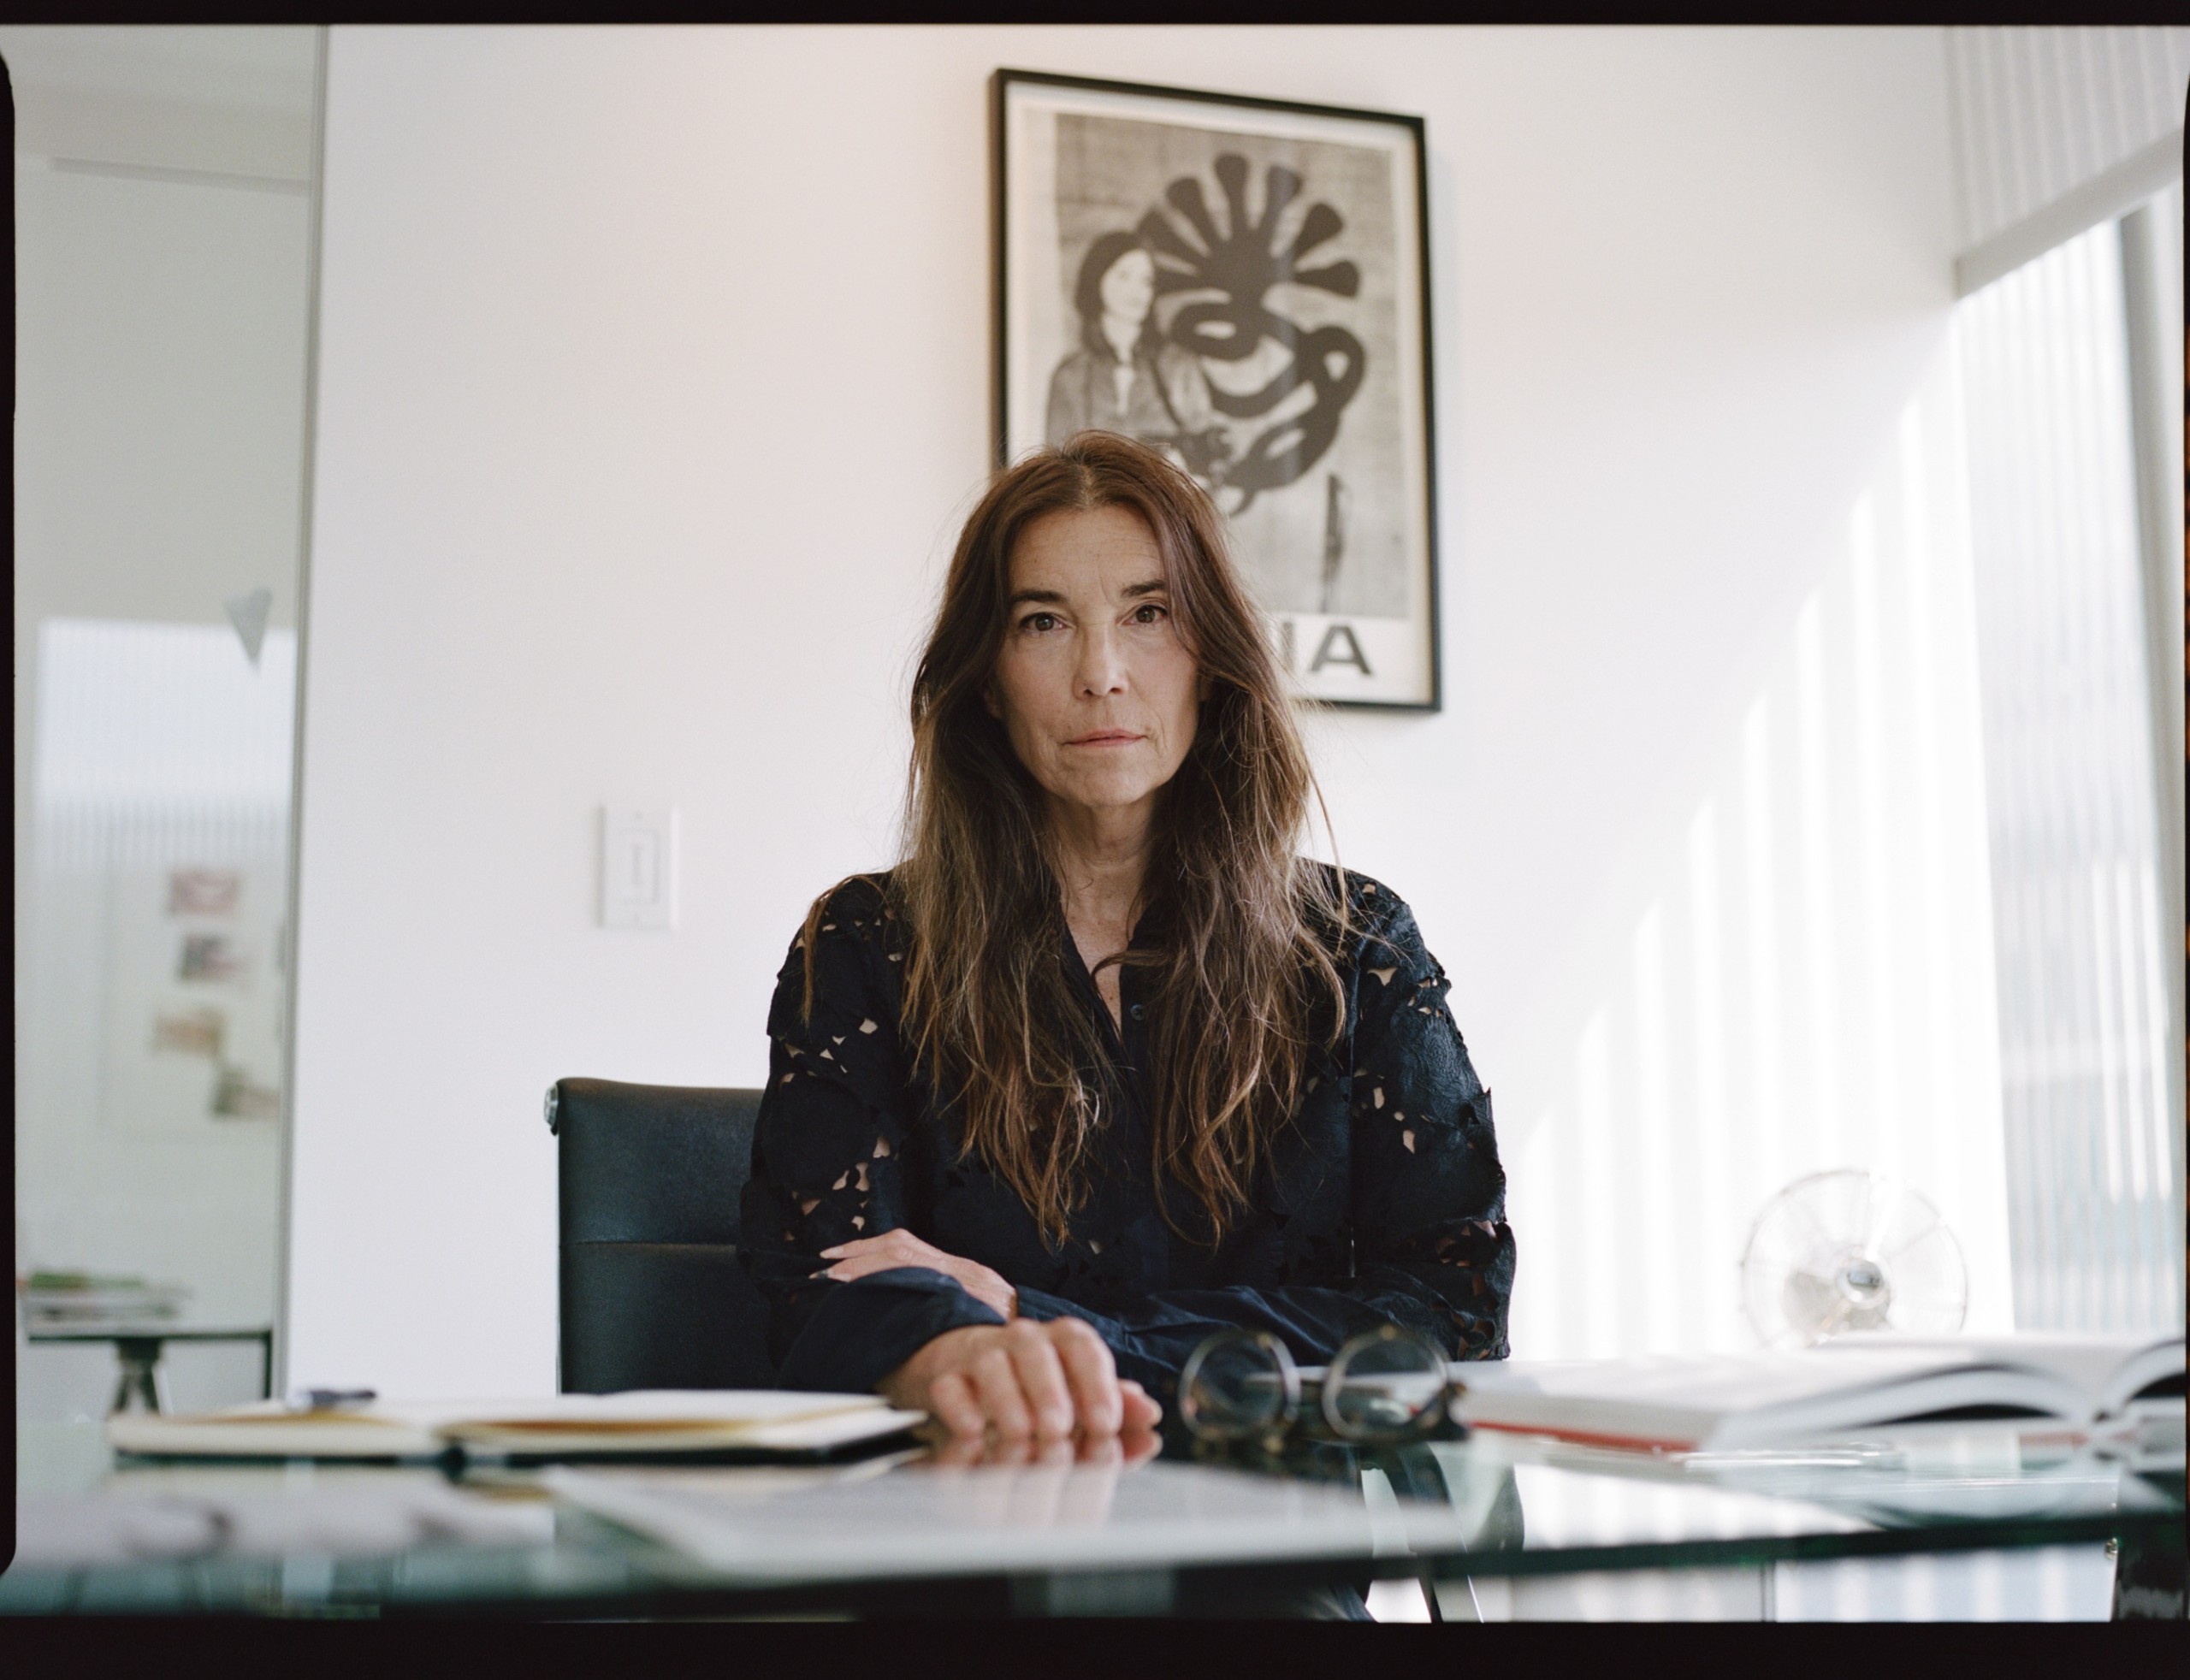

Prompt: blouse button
[1128,1003,1145,1022]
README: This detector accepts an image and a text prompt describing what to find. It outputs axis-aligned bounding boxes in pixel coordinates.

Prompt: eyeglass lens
[1181,1334,1295,1440]
[1323,1328,1447,1440]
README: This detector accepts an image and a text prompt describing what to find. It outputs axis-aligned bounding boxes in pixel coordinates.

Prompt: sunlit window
[1956,191,2185,1333]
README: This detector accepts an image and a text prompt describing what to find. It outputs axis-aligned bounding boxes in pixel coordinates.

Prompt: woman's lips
[1067,731,1143,748]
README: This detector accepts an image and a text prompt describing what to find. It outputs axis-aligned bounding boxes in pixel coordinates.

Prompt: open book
[1450,1333,2185,1453]
[107,1390,926,1464]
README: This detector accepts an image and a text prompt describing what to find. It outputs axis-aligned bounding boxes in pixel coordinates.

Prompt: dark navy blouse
[738,868,1514,1405]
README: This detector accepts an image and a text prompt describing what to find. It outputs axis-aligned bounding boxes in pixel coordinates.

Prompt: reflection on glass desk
[3,1412,2180,1618]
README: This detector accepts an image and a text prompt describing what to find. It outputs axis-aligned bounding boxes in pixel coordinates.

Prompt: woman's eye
[1021,612,1059,634]
[1131,603,1169,624]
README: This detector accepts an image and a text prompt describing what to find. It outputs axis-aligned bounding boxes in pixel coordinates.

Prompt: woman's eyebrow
[1005,581,1167,607]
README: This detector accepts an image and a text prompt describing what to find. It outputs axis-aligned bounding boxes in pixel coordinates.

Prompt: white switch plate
[601,806,677,930]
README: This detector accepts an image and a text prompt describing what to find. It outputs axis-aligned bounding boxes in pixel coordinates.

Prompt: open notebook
[107,1390,926,1464]
[1450,1333,2185,1453]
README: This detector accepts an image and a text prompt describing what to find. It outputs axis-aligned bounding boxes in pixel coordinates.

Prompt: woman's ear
[983,683,1003,720]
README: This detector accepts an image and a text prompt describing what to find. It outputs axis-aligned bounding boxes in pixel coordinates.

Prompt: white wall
[1507,342,2016,1358]
[288,25,1959,1396]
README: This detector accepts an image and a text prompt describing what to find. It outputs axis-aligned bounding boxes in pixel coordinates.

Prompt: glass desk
[5,1413,2181,1618]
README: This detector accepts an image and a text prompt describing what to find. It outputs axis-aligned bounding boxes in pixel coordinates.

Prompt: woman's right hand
[879,1317,1163,1441]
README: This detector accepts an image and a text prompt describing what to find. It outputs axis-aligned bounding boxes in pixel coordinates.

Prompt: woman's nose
[1076,629,1127,695]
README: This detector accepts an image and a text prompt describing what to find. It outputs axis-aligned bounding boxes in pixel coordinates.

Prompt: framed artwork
[994,69,1441,710]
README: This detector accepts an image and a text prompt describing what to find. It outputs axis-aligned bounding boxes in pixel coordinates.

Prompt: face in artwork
[1098,247,1157,334]
[987,504,1202,831]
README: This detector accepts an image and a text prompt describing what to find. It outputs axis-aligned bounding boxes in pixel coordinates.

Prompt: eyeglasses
[1178,1324,1465,1447]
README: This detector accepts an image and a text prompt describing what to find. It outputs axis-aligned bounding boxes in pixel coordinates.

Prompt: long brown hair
[808,431,1349,1245]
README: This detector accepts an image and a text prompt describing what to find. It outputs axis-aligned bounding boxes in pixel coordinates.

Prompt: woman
[1044,232,1228,484]
[740,431,1512,1444]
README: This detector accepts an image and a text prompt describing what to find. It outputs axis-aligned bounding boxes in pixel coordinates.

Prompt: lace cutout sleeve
[737,878,914,1368]
[1344,881,1515,1358]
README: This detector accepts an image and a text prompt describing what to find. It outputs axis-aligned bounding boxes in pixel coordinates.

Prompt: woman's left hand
[817,1228,1018,1322]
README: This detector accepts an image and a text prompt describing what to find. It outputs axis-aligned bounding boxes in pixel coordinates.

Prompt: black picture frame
[992,68,1441,713]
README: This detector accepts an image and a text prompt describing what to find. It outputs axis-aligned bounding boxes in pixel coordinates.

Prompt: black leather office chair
[548,1078,775,1393]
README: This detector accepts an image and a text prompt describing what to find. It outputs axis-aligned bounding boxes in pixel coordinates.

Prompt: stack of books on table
[106,1390,927,1465]
[19,1270,191,1328]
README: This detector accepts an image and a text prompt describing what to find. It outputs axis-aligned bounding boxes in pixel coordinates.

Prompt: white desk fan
[1740,1168,1968,1348]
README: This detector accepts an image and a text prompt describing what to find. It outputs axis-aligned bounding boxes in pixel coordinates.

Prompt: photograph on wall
[996,70,1440,709]
[103,861,286,1133]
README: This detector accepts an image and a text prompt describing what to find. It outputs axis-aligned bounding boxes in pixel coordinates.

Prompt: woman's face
[987,505,1202,833]
[1097,248,1157,328]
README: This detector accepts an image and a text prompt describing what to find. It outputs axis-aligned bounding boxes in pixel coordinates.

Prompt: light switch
[601,807,677,930]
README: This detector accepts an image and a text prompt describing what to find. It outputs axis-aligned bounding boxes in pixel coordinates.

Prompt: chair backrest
[549,1077,774,1393]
